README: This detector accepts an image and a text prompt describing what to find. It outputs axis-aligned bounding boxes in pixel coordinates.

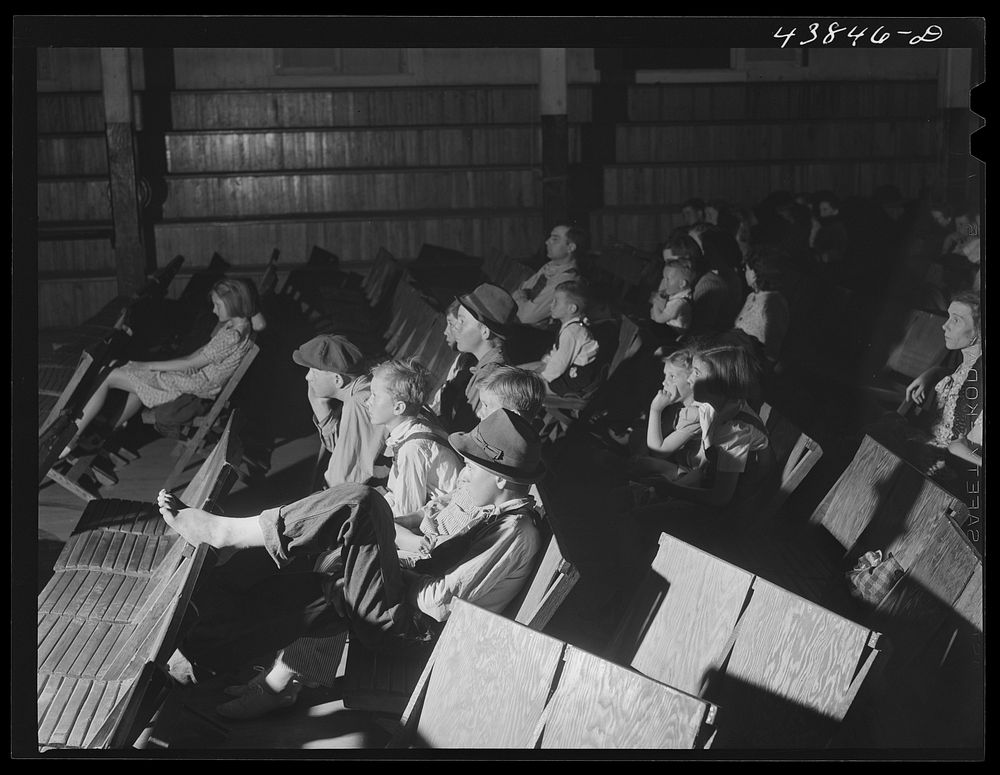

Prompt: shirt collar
[470,345,506,374]
[384,416,420,451]
[543,257,577,277]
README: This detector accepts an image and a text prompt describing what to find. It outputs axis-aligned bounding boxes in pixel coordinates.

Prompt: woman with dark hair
[732,246,792,365]
[904,290,983,451]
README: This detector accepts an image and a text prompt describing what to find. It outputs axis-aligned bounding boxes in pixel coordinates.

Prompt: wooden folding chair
[864,308,948,407]
[613,533,885,749]
[257,248,280,298]
[37,418,241,750]
[755,402,824,521]
[392,599,718,749]
[391,600,565,748]
[342,531,580,716]
[161,340,259,491]
[530,645,718,749]
[713,577,886,749]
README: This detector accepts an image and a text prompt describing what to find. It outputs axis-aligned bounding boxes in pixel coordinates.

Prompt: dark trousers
[182,483,430,671]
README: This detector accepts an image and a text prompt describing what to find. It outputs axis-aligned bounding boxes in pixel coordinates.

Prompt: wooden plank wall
[37,77,944,326]
[589,79,944,253]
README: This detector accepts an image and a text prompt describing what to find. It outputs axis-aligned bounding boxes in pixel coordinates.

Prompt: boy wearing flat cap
[439,283,517,433]
[159,408,545,717]
[293,333,386,489]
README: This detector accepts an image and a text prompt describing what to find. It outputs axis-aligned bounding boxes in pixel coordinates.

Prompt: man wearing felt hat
[293,333,386,489]
[439,283,517,433]
[159,408,545,716]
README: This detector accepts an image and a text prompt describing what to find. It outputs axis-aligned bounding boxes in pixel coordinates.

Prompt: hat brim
[458,298,516,340]
[449,431,547,485]
[291,348,365,376]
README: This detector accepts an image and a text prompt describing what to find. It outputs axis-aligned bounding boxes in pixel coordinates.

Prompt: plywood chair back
[808,435,911,555]
[512,531,580,630]
[257,249,280,298]
[533,646,717,749]
[396,599,564,748]
[715,577,885,748]
[345,524,577,717]
[884,309,949,379]
[163,340,258,491]
[756,402,824,521]
[612,532,755,697]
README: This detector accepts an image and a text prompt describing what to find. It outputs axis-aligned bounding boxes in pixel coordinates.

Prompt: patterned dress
[116,317,253,408]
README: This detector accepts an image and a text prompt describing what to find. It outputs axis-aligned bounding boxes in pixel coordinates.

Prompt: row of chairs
[37,415,244,750]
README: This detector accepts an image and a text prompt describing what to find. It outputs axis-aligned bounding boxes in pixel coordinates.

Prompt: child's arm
[646,389,689,454]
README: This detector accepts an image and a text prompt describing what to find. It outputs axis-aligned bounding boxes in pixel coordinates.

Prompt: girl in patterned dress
[62,278,257,456]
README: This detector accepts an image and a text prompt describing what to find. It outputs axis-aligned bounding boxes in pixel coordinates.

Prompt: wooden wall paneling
[37,179,112,222]
[621,533,755,697]
[38,134,109,177]
[408,600,564,749]
[718,578,879,749]
[160,169,541,218]
[615,119,940,164]
[153,212,545,268]
[38,238,116,274]
[170,86,550,130]
[37,92,106,133]
[164,126,581,172]
[38,277,120,329]
[537,646,715,749]
[602,161,940,208]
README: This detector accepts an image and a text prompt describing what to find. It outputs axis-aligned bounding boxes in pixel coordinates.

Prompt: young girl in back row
[62,278,258,456]
[627,348,702,485]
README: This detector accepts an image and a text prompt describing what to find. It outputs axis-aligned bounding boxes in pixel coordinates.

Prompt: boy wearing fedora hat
[293,333,386,489]
[439,283,517,433]
[158,408,545,718]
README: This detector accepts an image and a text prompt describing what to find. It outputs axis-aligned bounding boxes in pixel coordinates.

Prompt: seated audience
[651,258,697,335]
[523,280,602,396]
[904,291,983,451]
[627,348,702,484]
[680,197,707,228]
[732,246,792,366]
[630,341,774,512]
[809,190,851,271]
[512,224,585,327]
[476,365,547,423]
[438,283,517,433]
[162,409,546,718]
[62,278,257,458]
[296,333,385,489]
[366,358,463,517]
[690,229,743,336]
[428,299,476,418]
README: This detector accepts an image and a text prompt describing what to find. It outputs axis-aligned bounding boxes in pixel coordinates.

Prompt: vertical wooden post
[540,48,569,229]
[101,47,147,296]
[938,48,979,208]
